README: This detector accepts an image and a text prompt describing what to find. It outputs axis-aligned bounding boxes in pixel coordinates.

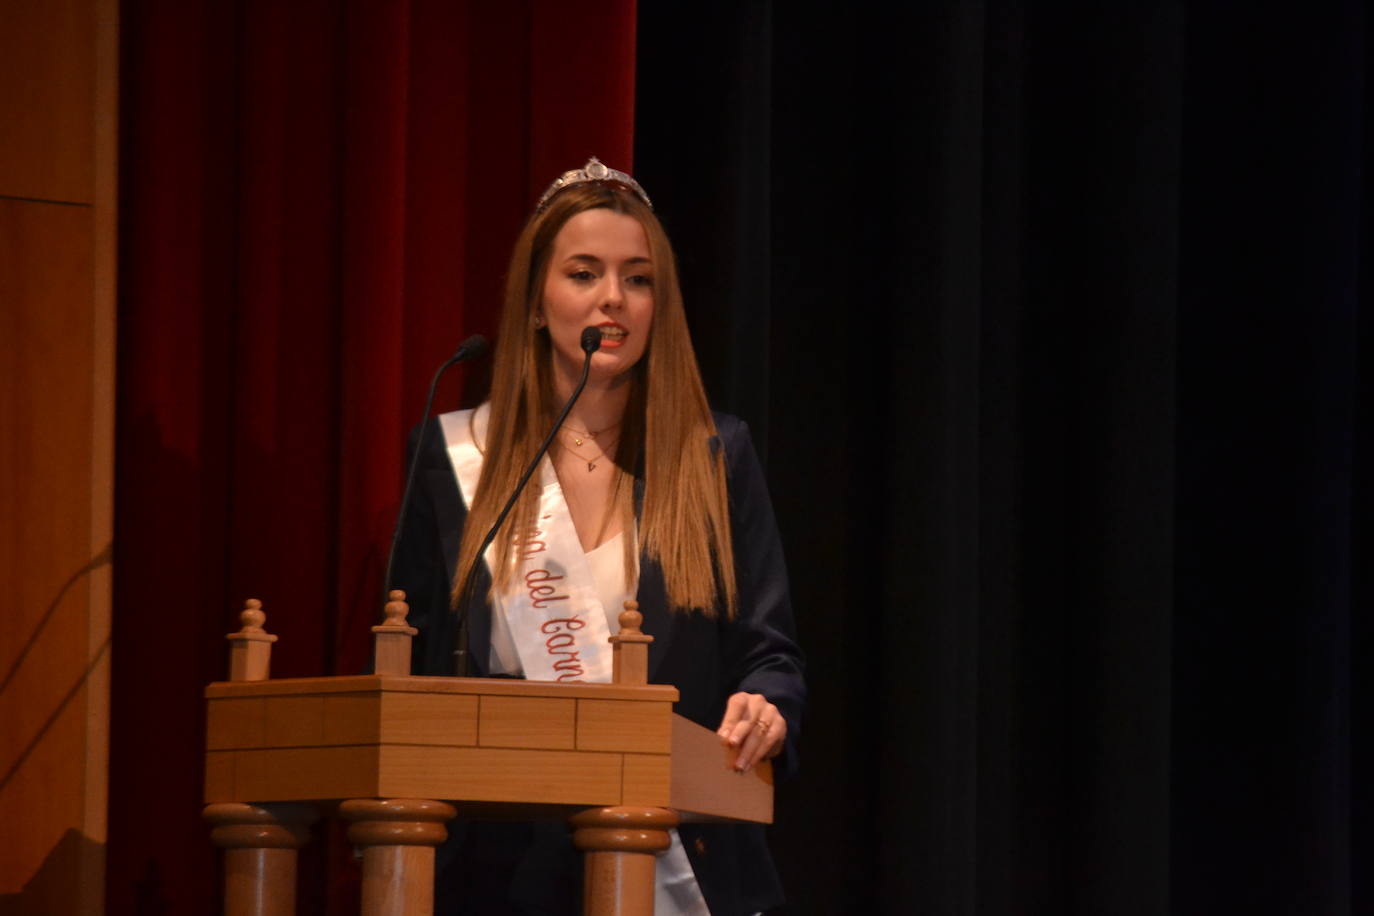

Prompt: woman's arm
[713,415,807,778]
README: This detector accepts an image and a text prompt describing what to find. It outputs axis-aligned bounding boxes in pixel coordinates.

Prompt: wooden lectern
[203,594,772,915]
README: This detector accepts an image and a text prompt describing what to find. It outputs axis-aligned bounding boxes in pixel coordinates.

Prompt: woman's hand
[717,692,786,773]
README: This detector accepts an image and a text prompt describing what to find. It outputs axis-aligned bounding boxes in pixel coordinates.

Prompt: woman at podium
[393,158,806,914]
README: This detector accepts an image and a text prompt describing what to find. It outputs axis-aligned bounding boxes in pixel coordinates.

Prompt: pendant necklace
[560,434,620,472]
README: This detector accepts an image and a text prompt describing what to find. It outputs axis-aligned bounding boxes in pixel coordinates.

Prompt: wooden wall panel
[0,0,116,910]
[0,0,96,203]
[0,199,109,910]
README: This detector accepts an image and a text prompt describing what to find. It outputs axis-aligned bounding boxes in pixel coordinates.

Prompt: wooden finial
[226,599,278,682]
[618,603,644,635]
[610,599,653,685]
[372,589,417,676]
[239,599,267,631]
[382,591,410,626]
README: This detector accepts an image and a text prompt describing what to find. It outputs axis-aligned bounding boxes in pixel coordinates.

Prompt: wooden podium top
[206,674,678,702]
[204,673,772,824]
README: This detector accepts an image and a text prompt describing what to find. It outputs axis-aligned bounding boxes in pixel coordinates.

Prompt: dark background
[109,1,1368,913]
[637,3,1367,913]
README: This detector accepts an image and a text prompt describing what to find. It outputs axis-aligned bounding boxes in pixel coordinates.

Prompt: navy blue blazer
[392,412,806,915]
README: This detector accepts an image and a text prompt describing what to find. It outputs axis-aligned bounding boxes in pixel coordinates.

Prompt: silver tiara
[534,157,653,213]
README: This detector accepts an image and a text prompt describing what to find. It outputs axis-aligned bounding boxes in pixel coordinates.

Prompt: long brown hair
[452,183,738,617]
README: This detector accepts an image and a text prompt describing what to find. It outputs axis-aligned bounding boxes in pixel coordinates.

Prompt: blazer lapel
[427,462,495,676]
[427,466,462,578]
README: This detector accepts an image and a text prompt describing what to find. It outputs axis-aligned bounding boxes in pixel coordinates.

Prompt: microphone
[381,334,491,609]
[578,325,603,353]
[452,326,603,676]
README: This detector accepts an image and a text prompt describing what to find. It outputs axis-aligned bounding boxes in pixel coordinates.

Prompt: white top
[585,531,634,632]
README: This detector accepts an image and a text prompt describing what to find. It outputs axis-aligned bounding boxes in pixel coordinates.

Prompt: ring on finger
[756,719,770,733]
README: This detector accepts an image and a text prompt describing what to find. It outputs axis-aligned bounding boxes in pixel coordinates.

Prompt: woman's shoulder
[424,405,485,445]
[406,406,484,473]
[708,411,765,481]
[709,411,750,449]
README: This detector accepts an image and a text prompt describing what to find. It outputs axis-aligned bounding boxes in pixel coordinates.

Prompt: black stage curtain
[637,3,1368,913]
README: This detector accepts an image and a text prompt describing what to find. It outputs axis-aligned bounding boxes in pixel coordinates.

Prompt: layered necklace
[559,421,621,472]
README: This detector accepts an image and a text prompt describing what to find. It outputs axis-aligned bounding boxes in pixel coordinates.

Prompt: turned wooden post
[610,601,653,686]
[203,803,316,916]
[372,590,417,676]
[226,599,277,682]
[573,611,668,916]
[212,604,311,916]
[571,806,677,916]
[341,798,457,916]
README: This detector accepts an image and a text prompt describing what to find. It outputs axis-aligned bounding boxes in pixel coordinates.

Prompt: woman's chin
[587,363,637,388]
[588,348,644,378]
[551,353,637,391]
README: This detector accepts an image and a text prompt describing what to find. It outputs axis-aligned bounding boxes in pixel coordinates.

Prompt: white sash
[440,406,709,914]
[439,405,614,683]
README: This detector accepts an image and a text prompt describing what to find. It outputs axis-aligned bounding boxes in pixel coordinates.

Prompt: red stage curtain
[108,2,635,911]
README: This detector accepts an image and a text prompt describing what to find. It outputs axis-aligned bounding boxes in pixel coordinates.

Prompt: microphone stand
[381,335,489,610]
[452,327,603,677]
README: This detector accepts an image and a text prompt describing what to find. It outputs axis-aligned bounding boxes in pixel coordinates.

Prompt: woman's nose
[600,276,624,309]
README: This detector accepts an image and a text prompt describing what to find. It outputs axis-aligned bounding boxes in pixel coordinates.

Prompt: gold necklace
[561,420,621,448]
[559,434,620,472]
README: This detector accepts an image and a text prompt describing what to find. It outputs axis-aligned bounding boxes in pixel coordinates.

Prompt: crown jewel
[535,157,652,213]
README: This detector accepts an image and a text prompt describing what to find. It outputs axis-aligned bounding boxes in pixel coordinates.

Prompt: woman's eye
[569,270,595,282]
[627,275,654,288]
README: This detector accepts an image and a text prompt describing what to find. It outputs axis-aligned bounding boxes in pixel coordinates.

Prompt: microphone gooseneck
[453,326,604,676]
[382,334,490,609]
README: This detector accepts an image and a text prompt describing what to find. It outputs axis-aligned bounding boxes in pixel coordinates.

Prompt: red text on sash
[523,515,584,680]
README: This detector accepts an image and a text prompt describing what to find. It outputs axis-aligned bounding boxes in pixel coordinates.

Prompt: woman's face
[538,208,655,386]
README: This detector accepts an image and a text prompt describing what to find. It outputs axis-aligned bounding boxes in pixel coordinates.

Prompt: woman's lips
[598,324,628,348]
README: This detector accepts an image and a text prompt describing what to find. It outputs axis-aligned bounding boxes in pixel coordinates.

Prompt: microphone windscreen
[455,334,490,361]
[580,326,602,353]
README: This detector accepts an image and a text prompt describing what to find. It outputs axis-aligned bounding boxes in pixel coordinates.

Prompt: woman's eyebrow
[564,254,652,265]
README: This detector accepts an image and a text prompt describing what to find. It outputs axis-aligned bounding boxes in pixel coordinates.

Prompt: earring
[533,314,546,329]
